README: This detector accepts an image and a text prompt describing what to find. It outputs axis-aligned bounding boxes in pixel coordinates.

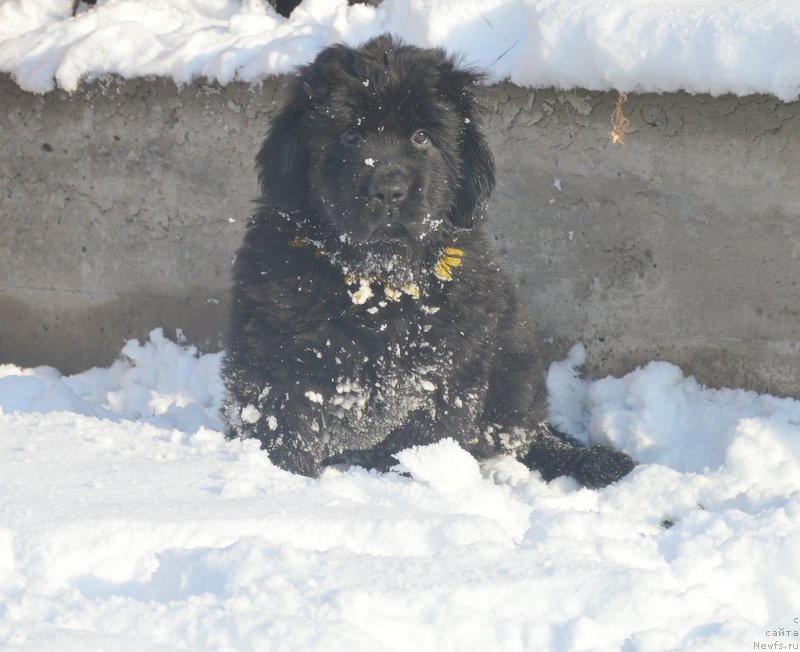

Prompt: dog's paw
[571,445,636,489]
[521,426,636,489]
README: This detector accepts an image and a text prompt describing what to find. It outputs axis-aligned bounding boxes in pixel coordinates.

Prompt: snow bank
[0,327,223,432]
[1,331,800,650]
[2,0,800,100]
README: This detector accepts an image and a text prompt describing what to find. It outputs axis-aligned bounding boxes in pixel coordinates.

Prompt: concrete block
[1,74,799,397]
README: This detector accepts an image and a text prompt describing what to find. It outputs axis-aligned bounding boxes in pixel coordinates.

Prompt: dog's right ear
[255,77,311,212]
[256,53,342,211]
[255,80,310,212]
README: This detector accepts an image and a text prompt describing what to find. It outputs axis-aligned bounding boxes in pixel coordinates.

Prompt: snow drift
[1,330,799,650]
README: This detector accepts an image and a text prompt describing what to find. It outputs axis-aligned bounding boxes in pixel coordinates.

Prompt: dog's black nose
[369,172,409,205]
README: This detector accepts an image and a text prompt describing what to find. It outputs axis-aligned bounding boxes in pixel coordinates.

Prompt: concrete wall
[2,73,799,397]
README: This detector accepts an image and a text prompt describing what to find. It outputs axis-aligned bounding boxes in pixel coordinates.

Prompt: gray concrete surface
[2,73,799,397]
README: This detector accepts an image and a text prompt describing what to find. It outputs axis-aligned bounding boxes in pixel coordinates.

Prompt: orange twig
[610,91,630,144]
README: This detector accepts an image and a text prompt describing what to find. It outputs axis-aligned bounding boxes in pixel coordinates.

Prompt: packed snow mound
[2,332,800,650]
[2,0,800,100]
[548,344,800,514]
[393,437,483,492]
[0,327,224,432]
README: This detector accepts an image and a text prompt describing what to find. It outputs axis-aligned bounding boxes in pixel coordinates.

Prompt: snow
[4,2,800,647]
[2,331,800,650]
[1,0,800,100]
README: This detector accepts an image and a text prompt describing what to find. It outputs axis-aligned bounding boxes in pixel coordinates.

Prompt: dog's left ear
[437,63,496,228]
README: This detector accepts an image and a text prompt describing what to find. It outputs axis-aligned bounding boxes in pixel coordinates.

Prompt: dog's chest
[326,360,435,450]
[322,295,472,449]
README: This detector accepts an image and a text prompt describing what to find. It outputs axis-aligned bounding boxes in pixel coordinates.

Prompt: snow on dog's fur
[223,35,633,486]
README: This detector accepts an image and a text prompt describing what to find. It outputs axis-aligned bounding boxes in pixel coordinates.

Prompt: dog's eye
[342,129,363,145]
[411,129,430,146]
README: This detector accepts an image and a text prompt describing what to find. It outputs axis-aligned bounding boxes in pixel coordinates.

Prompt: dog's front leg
[223,345,334,477]
[259,389,329,477]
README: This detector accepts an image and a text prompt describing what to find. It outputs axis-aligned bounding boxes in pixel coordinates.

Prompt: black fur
[223,35,634,487]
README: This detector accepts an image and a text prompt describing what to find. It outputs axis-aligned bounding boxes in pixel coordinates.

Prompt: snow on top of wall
[1,0,800,100]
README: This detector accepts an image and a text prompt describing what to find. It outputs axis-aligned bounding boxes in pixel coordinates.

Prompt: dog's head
[257,35,495,282]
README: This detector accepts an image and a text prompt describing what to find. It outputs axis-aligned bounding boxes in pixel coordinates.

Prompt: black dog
[223,35,634,487]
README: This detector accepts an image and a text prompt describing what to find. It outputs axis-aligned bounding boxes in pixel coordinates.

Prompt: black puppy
[224,35,634,487]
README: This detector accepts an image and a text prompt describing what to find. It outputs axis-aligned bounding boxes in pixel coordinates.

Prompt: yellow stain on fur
[434,248,464,282]
[402,283,421,299]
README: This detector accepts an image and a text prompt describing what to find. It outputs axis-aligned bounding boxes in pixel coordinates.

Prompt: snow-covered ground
[2,329,800,651]
[2,0,800,100]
